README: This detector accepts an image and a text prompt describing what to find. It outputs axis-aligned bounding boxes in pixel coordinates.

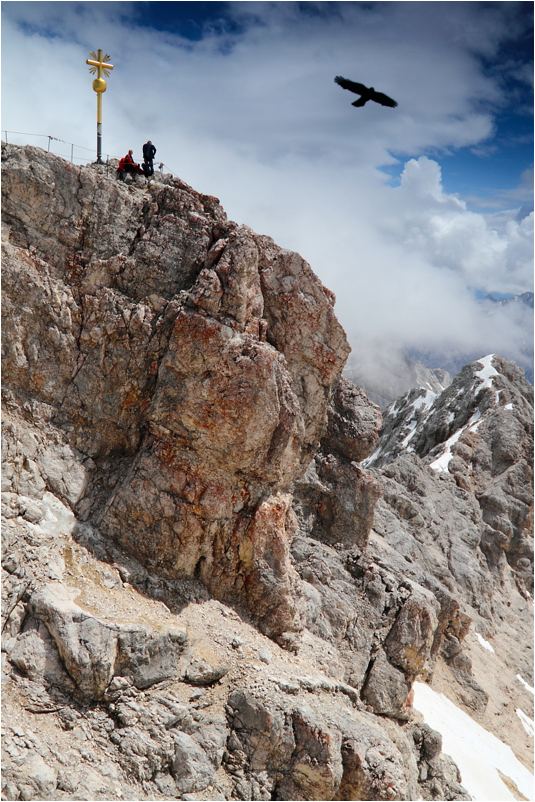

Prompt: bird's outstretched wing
[335,76,368,95]
[370,90,398,108]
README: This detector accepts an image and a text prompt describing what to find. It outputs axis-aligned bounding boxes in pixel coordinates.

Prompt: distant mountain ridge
[345,347,452,409]
[486,291,534,308]
[346,293,533,409]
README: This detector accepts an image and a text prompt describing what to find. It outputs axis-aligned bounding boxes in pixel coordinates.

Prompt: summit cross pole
[86,49,114,164]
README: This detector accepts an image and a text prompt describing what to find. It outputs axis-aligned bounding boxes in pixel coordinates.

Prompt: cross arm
[86,59,114,70]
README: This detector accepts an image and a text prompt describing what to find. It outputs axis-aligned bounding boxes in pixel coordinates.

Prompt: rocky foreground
[1,143,533,801]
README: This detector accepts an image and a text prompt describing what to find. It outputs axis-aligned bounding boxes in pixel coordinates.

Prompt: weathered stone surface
[367,355,533,595]
[361,649,412,719]
[1,490,480,801]
[14,581,186,699]
[322,377,382,463]
[409,722,471,801]
[11,753,58,800]
[294,453,383,548]
[115,627,187,691]
[385,594,439,679]
[2,143,350,641]
[276,705,344,800]
[371,453,496,619]
[7,618,75,691]
[337,731,408,802]
[293,373,383,550]
[184,659,230,686]
[289,532,458,715]
[172,731,216,794]
[29,583,119,699]
[225,686,411,801]
[148,307,302,482]
[3,144,531,801]
[256,235,351,467]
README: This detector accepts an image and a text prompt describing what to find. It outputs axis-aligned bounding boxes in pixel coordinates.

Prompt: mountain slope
[363,353,534,769]
[1,143,532,801]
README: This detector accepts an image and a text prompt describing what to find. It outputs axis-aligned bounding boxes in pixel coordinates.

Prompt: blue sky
[2,1,533,381]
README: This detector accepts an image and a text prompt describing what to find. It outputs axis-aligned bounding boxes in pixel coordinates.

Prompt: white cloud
[383,157,533,295]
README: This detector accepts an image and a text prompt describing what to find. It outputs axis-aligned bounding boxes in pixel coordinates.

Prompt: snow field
[413,681,534,802]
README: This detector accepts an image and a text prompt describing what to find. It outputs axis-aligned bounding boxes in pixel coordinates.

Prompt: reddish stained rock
[237,493,305,644]
[1,144,362,641]
[148,308,303,483]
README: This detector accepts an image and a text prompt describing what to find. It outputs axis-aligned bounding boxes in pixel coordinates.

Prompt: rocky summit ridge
[1,143,533,801]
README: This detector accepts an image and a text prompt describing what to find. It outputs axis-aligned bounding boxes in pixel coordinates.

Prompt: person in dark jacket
[142,140,157,176]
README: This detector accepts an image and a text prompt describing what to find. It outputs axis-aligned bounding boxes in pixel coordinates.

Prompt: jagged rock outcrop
[2,144,532,801]
[2,142,350,645]
[293,378,383,548]
[362,354,534,762]
[367,354,534,597]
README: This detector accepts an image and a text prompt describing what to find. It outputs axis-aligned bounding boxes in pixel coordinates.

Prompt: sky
[2,1,533,384]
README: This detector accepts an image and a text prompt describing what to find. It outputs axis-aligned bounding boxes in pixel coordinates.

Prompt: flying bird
[335,76,398,108]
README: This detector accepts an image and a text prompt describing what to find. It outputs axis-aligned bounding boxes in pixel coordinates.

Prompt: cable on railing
[3,129,104,165]
[3,130,179,180]
[3,130,49,141]
[156,162,179,178]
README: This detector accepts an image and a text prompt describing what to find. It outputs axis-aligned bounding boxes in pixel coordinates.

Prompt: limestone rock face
[362,355,533,767]
[292,376,383,549]
[2,143,349,642]
[323,377,383,463]
[367,355,534,596]
[225,687,410,801]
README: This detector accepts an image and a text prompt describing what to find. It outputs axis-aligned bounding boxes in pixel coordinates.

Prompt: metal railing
[2,130,178,177]
[2,130,103,165]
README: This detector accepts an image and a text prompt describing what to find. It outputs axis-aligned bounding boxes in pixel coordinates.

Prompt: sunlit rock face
[2,142,351,642]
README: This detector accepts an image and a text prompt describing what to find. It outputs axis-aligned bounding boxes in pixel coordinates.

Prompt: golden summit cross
[86,50,114,79]
[86,49,114,163]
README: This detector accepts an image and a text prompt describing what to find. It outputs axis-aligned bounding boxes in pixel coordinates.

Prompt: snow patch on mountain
[429,406,483,473]
[399,389,437,449]
[516,709,534,738]
[474,353,499,389]
[517,675,535,695]
[475,632,495,653]
[413,682,534,802]
[364,353,527,474]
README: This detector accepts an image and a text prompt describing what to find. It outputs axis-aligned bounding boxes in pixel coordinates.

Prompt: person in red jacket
[118,150,144,177]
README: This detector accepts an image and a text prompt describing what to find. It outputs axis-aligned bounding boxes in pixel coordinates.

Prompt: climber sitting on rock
[117,150,144,181]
